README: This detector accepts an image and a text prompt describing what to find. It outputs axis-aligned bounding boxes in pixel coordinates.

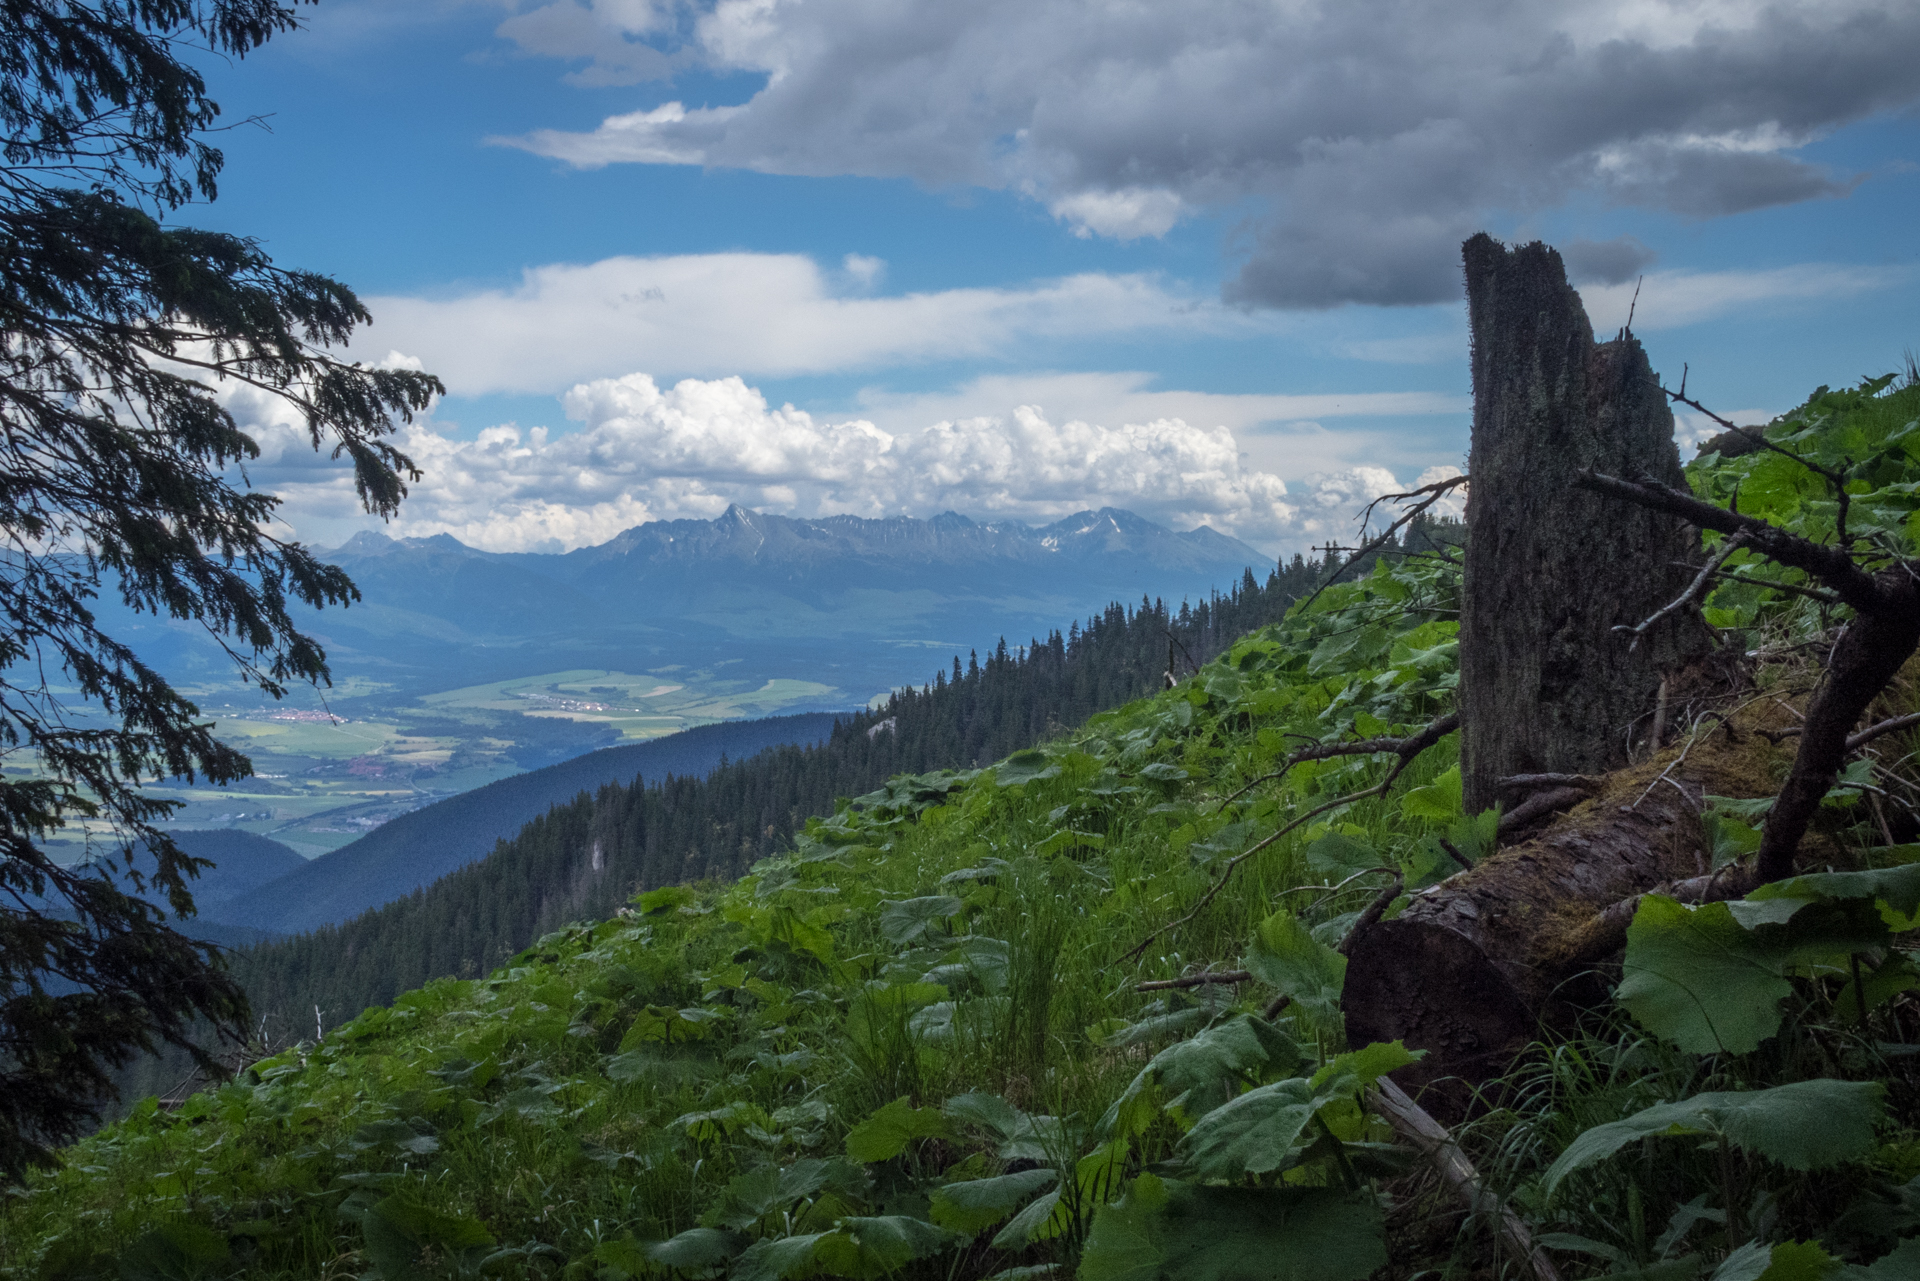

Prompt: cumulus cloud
[487,0,1920,309]
[354,253,1240,395]
[235,371,1459,555]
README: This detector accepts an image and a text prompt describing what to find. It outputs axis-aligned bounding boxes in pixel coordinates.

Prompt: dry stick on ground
[1136,970,1252,991]
[1367,1076,1562,1281]
[1123,714,1457,962]
[1576,468,1920,883]
[1293,474,1469,615]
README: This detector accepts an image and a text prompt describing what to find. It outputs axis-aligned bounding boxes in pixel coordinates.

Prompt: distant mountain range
[282,505,1266,695]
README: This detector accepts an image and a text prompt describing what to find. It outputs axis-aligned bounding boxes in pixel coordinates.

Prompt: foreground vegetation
[5,378,1919,1279]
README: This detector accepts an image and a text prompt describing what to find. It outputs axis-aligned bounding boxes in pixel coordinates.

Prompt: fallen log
[1342,725,1789,1117]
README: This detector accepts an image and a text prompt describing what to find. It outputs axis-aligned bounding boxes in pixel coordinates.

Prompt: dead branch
[1215,714,1462,814]
[1124,713,1457,961]
[1497,787,1592,835]
[1296,474,1469,612]
[1618,531,1750,652]
[1575,470,1883,612]
[1849,712,1920,753]
[1577,468,1920,882]
[1498,773,1602,793]
[1368,1076,1561,1281]
[1558,862,1762,969]
[1136,970,1252,991]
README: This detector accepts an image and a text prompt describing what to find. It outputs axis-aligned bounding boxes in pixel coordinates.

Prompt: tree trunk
[1457,234,1708,816]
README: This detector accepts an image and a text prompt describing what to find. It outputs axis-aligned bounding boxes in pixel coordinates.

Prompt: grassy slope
[4,583,1466,1278]
[7,381,1920,1279]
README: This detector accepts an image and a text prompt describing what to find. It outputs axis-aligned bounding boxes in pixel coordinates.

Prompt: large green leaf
[1247,911,1346,1029]
[1121,1015,1303,1125]
[879,896,965,945]
[1177,1077,1324,1180]
[730,1233,828,1281]
[811,1216,956,1279]
[930,1168,1060,1235]
[1543,1080,1885,1199]
[1078,1175,1386,1281]
[1617,895,1796,1054]
[845,1096,957,1161]
[359,1195,496,1281]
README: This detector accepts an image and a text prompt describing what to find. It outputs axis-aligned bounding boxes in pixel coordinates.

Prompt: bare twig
[1497,786,1592,834]
[1619,531,1749,652]
[1296,474,1469,613]
[1136,969,1252,991]
[1575,469,1884,613]
[1125,712,1458,962]
[1847,712,1920,754]
[1368,1077,1562,1281]
[1215,713,1462,814]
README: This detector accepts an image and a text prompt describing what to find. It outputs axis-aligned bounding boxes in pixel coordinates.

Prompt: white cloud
[1047,188,1185,240]
[1580,263,1901,331]
[487,0,1920,307]
[355,253,1241,395]
[239,371,1456,555]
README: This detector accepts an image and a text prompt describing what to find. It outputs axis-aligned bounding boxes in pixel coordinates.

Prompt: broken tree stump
[1457,234,1708,816]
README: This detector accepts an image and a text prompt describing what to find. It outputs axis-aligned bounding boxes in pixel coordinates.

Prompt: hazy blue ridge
[206,712,845,935]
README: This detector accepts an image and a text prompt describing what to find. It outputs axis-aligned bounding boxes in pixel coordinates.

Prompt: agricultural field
[40,667,850,863]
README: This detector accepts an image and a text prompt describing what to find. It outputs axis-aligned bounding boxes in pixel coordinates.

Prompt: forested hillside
[6,375,1916,1281]
[232,542,1409,1035]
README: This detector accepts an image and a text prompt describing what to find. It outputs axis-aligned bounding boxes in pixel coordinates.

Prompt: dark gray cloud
[494,0,1920,308]
[1562,236,1660,286]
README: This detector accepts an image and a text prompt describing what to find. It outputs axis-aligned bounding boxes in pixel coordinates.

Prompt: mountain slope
[209,713,844,935]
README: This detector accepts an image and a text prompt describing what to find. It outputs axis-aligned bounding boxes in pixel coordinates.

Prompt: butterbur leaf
[115,1222,230,1281]
[1312,1040,1421,1091]
[360,1196,495,1280]
[846,1096,956,1161]
[930,1168,1060,1234]
[991,1188,1065,1249]
[1847,1237,1920,1279]
[997,751,1060,787]
[1079,1175,1386,1281]
[731,1234,828,1281]
[1089,1006,1210,1049]
[1617,895,1795,1053]
[1248,910,1346,1028]
[812,1217,955,1279]
[946,1091,1024,1137]
[879,896,965,945]
[646,1227,746,1270]
[1543,1080,1884,1200]
[1127,1015,1304,1124]
[1177,1077,1323,1179]
[1748,863,1920,930]
[1725,1240,1839,1281]
[1400,765,1463,822]
[1305,833,1387,882]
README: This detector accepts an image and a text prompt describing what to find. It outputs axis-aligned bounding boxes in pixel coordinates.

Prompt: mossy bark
[1457,234,1707,815]
[1343,726,1792,1116]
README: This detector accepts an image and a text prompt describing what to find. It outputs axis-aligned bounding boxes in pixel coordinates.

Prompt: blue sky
[195,0,1920,556]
